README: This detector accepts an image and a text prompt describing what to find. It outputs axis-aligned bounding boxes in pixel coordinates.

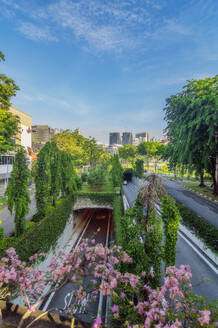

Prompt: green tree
[134,158,144,178]
[5,149,30,236]
[87,167,106,185]
[161,195,180,267]
[49,142,61,206]
[0,51,20,153]
[137,141,159,169]
[110,155,123,187]
[34,142,51,219]
[60,151,78,195]
[164,75,218,193]
[118,144,136,166]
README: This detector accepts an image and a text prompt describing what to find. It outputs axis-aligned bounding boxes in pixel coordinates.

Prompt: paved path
[160,177,218,229]
[123,181,218,300]
[0,187,36,236]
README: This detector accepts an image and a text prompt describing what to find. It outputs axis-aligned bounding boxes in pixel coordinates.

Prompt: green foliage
[137,141,160,167]
[0,51,20,153]
[5,150,30,237]
[114,196,163,288]
[87,167,106,185]
[161,195,180,267]
[164,75,218,194]
[49,142,62,206]
[60,151,79,195]
[0,51,20,109]
[34,142,80,220]
[0,196,74,261]
[144,210,163,287]
[34,142,51,219]
[0,221,4,241]
[53,129,106,167]
[113,195,123,245]
[26,221,35,230]
[81,172,88,182]
[76,191,115,206]
[134,158,144,178]
[118,144,136,165]
[176,200,218,253]
[110,155,123,187]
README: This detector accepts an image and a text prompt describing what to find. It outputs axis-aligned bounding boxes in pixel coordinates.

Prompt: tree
[134,158,144,178]
[118,144,136,166]
[110,155,123,187]
[161,195,180,267]
[0,51,20,153]
[87,167,106,185]
[34,142,51,219]
[49,142,62,206]
[137,141,159,168]
[164,75,218,193]
[5,149,30,236]
[53,130,105,168]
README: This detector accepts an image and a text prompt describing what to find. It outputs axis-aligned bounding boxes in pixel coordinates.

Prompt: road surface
[160,177,218,229]
[123,181,218,301]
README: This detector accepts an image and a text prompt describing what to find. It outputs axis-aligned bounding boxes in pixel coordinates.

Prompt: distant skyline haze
[0,0,217,143]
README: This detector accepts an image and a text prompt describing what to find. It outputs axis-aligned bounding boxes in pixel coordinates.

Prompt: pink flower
[92,317,102,328]
[111,305,119,312]
[198,310,210,325]
[120,292,125,298]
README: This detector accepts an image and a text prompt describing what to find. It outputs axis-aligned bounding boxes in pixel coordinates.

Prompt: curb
[183,185,218,205]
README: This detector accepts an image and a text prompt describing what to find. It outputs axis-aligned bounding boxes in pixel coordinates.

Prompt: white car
[123,180,127,185]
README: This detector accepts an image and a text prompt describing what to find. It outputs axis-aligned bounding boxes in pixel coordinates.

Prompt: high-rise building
[32,125,54,153]
[109,132,121,145]
[135,132,150,142]
[122,132,133,145]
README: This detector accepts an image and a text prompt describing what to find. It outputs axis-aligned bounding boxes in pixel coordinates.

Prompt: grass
[183,183,218,202]
[81,176,114,193]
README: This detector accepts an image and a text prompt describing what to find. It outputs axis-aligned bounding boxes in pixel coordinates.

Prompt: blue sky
[0,0,218,143]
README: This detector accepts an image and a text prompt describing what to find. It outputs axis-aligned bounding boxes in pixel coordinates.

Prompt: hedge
[0,196,75,261]
[176,200,218,253]
[76,191,115,206]
[113,195,124,244]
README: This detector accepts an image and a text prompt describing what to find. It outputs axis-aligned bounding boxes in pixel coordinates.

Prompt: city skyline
[0,0,218,143]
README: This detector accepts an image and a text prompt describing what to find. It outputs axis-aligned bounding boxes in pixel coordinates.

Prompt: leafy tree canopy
[0,51,20,153]
[164,75,218,193]
[53,130,106,167]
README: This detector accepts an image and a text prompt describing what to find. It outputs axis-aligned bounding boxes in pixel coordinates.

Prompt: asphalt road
[123,181,218,301]
[160,177,218,229]
[45,209,111,324]
[0,186,36,236]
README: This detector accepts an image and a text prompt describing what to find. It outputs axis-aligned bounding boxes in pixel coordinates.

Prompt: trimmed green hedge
[0,196,74,261]
[113,195,124,244]
[176,200,218,253]
[76,191,115,206]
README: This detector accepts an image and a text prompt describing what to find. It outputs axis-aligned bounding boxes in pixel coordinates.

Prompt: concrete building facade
[122,132,133,145]
[135,132,150,142]
[109,132,121,145]
[0,106,32,195]
[32,125,54,153]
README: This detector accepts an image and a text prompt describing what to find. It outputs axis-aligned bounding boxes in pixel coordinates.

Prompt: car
[123,180,127,185]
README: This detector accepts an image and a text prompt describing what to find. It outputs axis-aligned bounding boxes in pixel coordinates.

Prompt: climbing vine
[161,195,180,267]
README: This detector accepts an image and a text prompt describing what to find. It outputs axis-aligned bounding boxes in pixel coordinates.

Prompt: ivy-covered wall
[0,196,75,261]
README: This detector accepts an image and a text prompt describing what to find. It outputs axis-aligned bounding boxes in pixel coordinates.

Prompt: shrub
[176,200,218,253]
[0,196,74,261]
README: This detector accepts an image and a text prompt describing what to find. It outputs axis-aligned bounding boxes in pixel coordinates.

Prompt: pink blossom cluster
[0,244,216,327]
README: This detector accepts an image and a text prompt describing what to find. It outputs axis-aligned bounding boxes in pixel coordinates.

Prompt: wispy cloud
[17,22,57,41]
